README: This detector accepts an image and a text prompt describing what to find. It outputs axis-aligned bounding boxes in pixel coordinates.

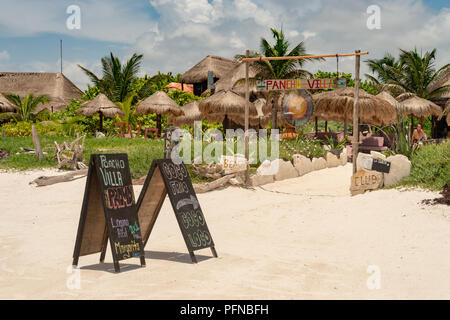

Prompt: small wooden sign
[372,158,391,173]
[137,159,217,263]
[72,154,145,272]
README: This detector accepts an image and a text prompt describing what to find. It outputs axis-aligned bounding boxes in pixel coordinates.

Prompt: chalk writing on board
[180,209,205,229]
[104,185,134,210]
[188,230,212,248]
[176,195,199,210]
[114,240,141,259]
[169,180,189,195]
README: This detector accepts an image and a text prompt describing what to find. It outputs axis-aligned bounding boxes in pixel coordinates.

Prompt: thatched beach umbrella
[0,93,17,112]
[396,94,443,137]
[77,94,124,131]
[199,90,259,130]
[168,100,202,126]
[199,90,258,116]
[312,87,396,135]
[136,91,182,136]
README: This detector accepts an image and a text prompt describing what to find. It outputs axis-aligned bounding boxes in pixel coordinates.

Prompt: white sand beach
[0,164,449,299]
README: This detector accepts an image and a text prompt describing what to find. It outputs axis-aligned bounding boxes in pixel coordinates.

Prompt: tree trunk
[324,121,328,132]
[314,117,318,135]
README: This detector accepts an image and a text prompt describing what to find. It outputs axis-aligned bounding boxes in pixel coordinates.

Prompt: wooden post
[344,112,348,137]
[31,125,43,160]
[352,50,361,174]
[99,112,104,132]
[410,115,414,138]
[314,117,318,135]
[324,121,328,132]
[157,114,162,138]
[244,50,250,185]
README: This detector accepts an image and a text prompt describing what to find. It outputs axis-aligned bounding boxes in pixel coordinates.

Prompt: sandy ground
[0,164,449,300]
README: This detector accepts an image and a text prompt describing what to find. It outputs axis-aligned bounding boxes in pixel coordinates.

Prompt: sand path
[0,164,449,299]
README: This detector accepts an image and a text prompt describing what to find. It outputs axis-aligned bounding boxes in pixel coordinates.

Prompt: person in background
[412,124,427,146]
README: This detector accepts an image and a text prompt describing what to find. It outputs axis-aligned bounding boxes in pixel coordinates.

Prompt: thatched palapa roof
[199,90,258,116]
[396,94,442,118]
[77,94,124,118]
[168,100,202,126]
[181,55,239,84]
[312,87,397,125]
[136,91,182,116]
[0,72,82,112]
[0,93,17,112]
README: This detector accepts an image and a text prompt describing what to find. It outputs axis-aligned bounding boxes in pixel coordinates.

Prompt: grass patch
[396,140,450,191]
[0,135,164,178]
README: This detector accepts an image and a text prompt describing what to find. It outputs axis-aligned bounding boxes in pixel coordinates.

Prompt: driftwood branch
[30,169,88,187]
[193,174,235,194]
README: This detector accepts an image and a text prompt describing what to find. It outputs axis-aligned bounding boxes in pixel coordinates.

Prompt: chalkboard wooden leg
[72,257,79,267]
[113,261,120,273]
[211,247,218,258]
[189,251,197,264]
[140,255,146,267]
[100,237,108,263]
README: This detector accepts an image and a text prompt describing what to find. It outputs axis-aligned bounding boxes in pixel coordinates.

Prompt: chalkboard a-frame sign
[72,154,146,273]
[136,159,217,263]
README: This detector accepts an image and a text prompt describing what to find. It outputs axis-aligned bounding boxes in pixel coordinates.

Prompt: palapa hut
[0,93,17,112]
[203,62,260,97]
[312,87,396,135]
[136,91,182,136]
[0,72,82,112]
[77,93,124,131]
[181,56,239,96]
[396,94,443,137]
[168,101,225,126]
[199,90,260,130]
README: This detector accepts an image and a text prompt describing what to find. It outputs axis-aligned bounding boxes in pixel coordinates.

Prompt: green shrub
[1,121,34,136]
[399,140,450,190]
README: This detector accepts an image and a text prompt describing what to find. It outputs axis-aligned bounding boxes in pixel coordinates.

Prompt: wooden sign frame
[72,154,146,273]
[136,159,217,263]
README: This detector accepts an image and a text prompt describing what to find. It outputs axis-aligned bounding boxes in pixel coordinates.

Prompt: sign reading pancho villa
[256,78,346,91]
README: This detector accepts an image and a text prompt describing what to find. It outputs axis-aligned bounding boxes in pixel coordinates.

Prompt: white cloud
[0,50,10,60]
[2,0,449,89]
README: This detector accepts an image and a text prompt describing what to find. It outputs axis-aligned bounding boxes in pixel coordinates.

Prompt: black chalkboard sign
[136,159,217,263]
[72,154,145,273]
[372,158,391,173]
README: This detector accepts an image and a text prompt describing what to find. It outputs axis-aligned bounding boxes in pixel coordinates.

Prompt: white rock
[326,152,341,168]
[312,157,327,171]
[370,151,387,160]
[256,159,275,176]
[384,154,411,187]
[229,176,244,186]
[340,148,348,166]
[357,153,374,171]
[271,159,298,181]
[250,174,274,186]
[292,154,313,176]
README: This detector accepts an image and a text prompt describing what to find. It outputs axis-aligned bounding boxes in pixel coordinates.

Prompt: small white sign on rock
[220,155,248,175]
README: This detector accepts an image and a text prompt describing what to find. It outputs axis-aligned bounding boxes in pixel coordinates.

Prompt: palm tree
[4,93,48,122]
[236,28,319,128]
[78,52,143,103]
[366,49,450,138]
[115,93,136,128]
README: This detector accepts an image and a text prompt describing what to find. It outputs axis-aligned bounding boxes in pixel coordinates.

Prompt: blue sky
[0,0,449,90]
